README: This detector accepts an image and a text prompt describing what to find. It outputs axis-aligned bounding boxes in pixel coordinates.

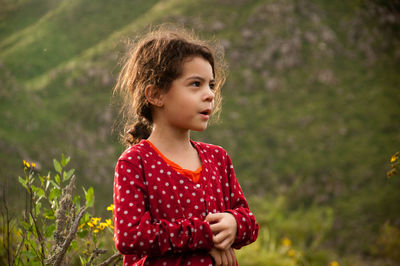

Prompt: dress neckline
[143,139,203,183]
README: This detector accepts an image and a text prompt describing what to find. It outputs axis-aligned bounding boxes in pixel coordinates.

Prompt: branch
[86,248,107,266]
[97,252,122,266]
[47,205,87,266]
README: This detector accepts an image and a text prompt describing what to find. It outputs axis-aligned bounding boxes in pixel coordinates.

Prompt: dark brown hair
[112,24,226,146]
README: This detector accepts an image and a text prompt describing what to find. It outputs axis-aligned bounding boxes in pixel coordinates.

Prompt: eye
[191,81,201,87]
[209,83,216,90]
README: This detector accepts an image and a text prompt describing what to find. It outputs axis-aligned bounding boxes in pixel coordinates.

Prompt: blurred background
[1,0,399,265]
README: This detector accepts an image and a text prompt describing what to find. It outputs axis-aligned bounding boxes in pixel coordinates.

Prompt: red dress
[113,139,259,265]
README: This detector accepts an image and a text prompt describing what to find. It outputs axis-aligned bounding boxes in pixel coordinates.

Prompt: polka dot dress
[113,139,259,265]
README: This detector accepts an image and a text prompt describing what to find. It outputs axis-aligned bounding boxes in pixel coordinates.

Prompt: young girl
[112,25,259,266]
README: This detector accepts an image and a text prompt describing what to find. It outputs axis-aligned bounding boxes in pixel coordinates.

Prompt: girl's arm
[222,151,259,249]
[113,159,213,256]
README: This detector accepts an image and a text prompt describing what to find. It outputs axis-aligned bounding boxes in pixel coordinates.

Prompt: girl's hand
[205,212,237,250]
[209,247,237,266]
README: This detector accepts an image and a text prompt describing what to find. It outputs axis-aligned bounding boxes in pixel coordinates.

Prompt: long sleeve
[222,152,259,249]
[113,159,214,257]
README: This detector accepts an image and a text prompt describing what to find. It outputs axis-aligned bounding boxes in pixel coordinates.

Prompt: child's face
[158,56,215,132]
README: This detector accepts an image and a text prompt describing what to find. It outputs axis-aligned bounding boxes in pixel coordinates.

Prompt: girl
[112,25,259,266]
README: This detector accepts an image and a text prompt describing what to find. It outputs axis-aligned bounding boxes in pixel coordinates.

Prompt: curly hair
[112,24,227,146]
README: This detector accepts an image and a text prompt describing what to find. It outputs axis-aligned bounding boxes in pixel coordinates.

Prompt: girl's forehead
[180,57,214,79]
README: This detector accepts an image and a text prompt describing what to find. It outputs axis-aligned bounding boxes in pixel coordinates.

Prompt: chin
[192,124,208,132]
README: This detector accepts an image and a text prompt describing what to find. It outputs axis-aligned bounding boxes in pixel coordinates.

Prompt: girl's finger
[210,222,225,233]
[225,248,234,266]
[216,237,232,250]
[221,249,228,266]
[205,212,224,223]
[228,248,236,266]
[213,230,228,244]
[210,248,222,266]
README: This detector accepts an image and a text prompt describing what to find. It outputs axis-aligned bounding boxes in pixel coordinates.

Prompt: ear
[145,85,164,107]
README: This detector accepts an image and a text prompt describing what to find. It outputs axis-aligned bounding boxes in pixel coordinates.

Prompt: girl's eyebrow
[185,76,215,83]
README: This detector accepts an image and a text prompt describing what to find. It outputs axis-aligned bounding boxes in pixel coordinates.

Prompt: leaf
[55,174,61,185]
[63,169,75,182]
[18,176,28,190]
[77,229,89,238]
[20,221,31,231]
[49,188,61,202]
[36,196,44,205]
[83,212,90,223]
[53,159,62,174]
[45,223,56,238]
[49,180,60,189]
[70,239,78,250]
[31,186,45,198]
[61,154,66,168]
[79,255,87,265]
[85,187,94,208]
[39,175,44,186]
[73,194,81,209]
[43,208,55,220]
[35,202,42,215]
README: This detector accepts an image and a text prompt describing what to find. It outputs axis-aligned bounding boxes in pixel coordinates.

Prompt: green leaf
[43,208,55,220]
[49,188,61,202]
[49,180,60,189]
[77,229,89,238]
[45,223,56,238]
[61,154,71,168]
[92,231,97,244]
[39,175,44,186]
[53,159,62,174]
[55,174,61,185]
[83,212,90,223]
[73,195,81,209]
[61,154,66,168]
[63,169,75,181]
[21,221,31,231]
[85,187,94,208]
[18,176,28,190]
[31,186,45,198]
[35,202,42,215]
[70,239,78,250]
[79,255,87,265]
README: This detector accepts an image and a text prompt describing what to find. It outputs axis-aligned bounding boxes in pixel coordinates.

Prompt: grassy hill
[1,0,399,265]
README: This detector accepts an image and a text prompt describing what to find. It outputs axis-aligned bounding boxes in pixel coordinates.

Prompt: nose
[203,86,215,102]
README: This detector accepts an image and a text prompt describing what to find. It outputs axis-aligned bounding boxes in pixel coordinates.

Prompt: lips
[199,109,212,116]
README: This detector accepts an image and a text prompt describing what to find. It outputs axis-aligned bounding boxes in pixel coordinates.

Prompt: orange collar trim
[145,140,202,183]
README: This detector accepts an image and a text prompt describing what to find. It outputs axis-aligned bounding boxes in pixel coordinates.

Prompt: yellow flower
[78,223,85,230]
[94,229,99,233]
[387,168,397,178]
[23,160,30,168]
[98,223,107,230]
[282,237,292,247]
[107,204,114,211]
[330,261,339,266]
[288,249,296,257]
[91,217,101,225]
[87,222,94,228]
[390,152,399,163]
[32,163,36,168]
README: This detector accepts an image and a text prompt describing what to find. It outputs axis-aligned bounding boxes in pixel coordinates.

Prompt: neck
[147,123,193,154]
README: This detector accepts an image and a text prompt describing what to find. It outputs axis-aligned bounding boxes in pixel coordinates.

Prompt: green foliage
[0,156,120,265]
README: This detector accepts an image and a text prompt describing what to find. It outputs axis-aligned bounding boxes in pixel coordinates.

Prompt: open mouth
[200,109,212,116]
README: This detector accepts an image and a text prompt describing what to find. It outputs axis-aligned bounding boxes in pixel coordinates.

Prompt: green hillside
[1,0,399,265]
